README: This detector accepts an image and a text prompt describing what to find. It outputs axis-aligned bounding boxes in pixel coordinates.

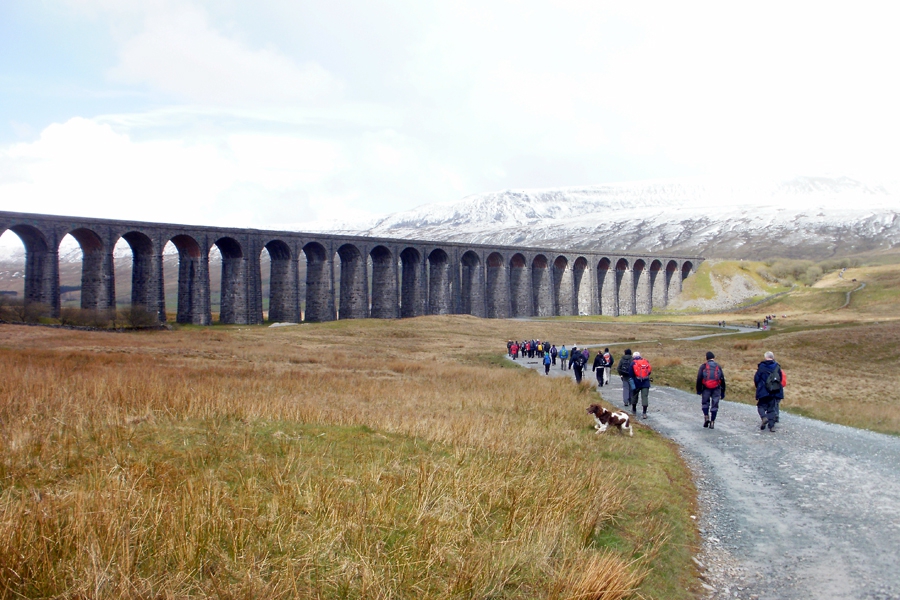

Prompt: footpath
[509,353,900,600]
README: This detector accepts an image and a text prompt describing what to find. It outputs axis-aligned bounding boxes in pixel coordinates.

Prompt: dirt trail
[511,354,900,600]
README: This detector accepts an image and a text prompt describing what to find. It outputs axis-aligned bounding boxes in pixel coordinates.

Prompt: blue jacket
[753,360,784,400]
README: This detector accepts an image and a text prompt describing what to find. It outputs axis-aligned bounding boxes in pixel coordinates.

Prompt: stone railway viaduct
[0,211,701,325]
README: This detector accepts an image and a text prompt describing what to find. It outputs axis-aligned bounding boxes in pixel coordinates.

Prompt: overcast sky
[2,0,899,231]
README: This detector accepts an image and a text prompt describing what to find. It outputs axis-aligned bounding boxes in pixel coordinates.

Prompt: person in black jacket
[753,351,784,432]
[616,349,634,407]
[695,351,726,429]
[592,350,605,387]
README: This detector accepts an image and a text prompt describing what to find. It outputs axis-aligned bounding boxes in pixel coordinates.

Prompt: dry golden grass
[0,318,699,599]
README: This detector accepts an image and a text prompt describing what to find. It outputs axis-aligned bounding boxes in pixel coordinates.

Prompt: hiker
[582,347,590,366]
[550,344,558,365]
[559,345,569,370]
[753,351,784,432]
[630,351,652,419]
[695,351,726,429]
[543,351,551,374]
[509,341,519,360]
[616,349,634,407]
[572,348,587,383]
[507,340,513,356]
[569,346,579,371]
[601,348,613,386]
[592,350,605,387]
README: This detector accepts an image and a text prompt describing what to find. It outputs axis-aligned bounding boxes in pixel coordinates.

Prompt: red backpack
[702,363,722,389]
[633,358,652,380]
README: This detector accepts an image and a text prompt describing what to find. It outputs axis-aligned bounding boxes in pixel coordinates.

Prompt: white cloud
[106,4,342,105]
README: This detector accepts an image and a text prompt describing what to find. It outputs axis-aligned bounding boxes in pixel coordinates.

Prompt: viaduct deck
[0,211,702,324]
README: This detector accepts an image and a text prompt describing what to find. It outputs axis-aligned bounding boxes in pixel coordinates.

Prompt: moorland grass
[0,319,700,599]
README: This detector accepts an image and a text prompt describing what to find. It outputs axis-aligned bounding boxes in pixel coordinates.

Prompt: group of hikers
[507,339,787,431]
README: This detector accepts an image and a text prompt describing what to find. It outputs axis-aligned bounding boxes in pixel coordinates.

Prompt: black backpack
[764,368,783,393]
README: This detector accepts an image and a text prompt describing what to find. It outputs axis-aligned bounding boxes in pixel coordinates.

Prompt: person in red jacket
[509,342,519,360]
[630,351,652,419]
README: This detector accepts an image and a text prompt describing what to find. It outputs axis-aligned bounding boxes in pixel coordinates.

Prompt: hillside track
[513,355,900,600]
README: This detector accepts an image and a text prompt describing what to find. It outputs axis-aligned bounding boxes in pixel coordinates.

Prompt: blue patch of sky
[0,2,151,142]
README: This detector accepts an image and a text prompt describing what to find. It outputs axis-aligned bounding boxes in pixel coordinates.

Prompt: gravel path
[511,354,900,600]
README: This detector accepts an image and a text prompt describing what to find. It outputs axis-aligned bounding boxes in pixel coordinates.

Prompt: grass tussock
[0,318,698,599]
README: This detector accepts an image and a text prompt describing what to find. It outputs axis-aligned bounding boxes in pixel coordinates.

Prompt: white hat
[633,351,641,358]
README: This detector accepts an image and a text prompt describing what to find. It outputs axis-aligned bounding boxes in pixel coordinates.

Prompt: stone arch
[302,242,332,322]
[427,248,452,315]
[532,254,552,317]
[211,237,246,324]
[552,255,573,316]
[615,258,634,316]
[573,257,590,315]
[168,234,207,324]
[400,247,424,318]
[460,250,484,317]
[665,260,679,305]
[509,253,529,317]
[682,261,694,279]
[64,227,113,312]
[597,257,615,316]
[263,239,298,323]
[633,259,650,315]
[485,252,508,318]
[117,231,161,320]
[370,245,397,319]
[337,243,367,319]
[3,224,56,313]
[649,259,665,311]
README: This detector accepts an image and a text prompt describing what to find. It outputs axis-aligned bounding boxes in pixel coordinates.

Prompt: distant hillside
[339,176,900,260]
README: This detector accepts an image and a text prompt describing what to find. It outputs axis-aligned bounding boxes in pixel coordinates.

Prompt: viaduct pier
[0,211,702,325]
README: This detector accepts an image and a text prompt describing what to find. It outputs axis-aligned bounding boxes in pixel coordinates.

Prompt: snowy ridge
[341,176,900,259]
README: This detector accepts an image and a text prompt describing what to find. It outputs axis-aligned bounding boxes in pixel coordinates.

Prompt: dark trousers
[757,397,778,428]
[701,387,722,421]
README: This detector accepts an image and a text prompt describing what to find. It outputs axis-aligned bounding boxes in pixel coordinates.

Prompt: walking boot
[704,418,710,428]
[760,417,768,431]
[709,421,715,429]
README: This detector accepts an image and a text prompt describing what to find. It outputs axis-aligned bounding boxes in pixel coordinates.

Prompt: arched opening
[370,245,396,319]
[552,255,572,316]
[615,258,633,316]
[532,254,552,317]
[649,259,664,311]
[509,253,528,317]
[0,229,29,319]
[400,247,423,318]
[264,239,297,323]
[428,248,452,315]
[573,256,590,315]
[337,244,367,319]
[682,261,694,280]
[302,242,332,322]
[166,234,206,324]
[597,257,614,316]
[633,259,650,315]
[486,252,508,319]
[460,250,483,317]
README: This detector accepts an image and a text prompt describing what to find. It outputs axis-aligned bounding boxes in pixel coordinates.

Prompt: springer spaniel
[587,404,633,437]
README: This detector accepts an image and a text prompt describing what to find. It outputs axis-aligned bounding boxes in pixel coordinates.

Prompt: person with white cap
[754,351,784,432]
[630,351,653,419]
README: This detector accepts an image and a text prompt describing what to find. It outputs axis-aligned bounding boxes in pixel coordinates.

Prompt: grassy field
[0,319,706,599]
[3,256,898,598]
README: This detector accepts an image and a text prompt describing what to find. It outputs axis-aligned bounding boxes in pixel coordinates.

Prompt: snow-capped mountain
[340,176,900,259]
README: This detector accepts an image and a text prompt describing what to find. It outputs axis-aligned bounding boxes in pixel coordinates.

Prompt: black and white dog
[587,404,633,437]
